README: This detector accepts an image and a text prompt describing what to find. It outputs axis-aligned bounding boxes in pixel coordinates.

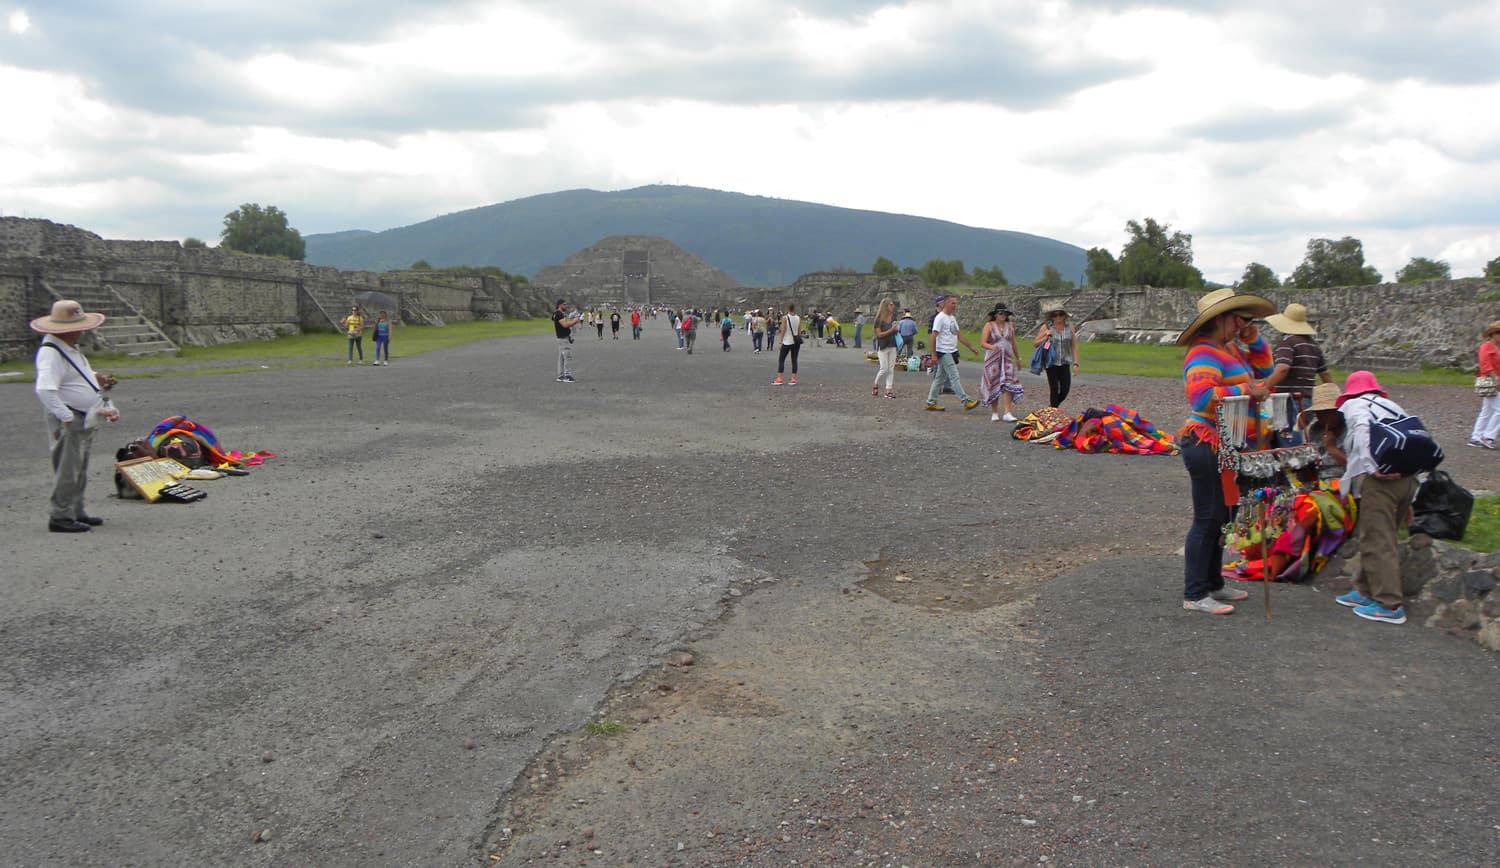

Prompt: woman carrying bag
[1467,320,1500,448]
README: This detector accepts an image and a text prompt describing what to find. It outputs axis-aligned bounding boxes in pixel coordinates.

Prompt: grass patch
[0,319,552,381]
[585,718,625,736]
[1453,495,1500,553]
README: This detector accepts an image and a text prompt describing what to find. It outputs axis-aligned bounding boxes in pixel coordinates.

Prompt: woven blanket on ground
[149,415,243,467]
[1011,407,1073,442]
[1225,485,1356,582]
[1051,404,1178,455]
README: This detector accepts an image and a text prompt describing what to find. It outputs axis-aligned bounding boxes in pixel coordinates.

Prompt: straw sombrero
[1266,302,1316,336]
[1174,289,1275,346]
[30,299,106,334]
[1483,320,1500,339]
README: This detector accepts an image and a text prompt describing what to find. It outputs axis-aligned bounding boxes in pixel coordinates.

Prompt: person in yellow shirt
[341,305,365,364]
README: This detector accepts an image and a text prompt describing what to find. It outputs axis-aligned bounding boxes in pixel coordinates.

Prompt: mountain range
[303,185,1086,287]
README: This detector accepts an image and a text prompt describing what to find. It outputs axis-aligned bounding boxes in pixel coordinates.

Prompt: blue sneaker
[1353,601,1406,625]
[1336,589,1374,608]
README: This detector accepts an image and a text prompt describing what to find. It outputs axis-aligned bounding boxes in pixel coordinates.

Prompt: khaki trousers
[1352,474,1419,610]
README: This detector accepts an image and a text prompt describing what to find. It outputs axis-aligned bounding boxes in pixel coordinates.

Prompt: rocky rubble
[1315,534,1500,651]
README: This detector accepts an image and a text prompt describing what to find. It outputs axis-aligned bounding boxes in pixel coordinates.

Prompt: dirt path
[3,329,1496,866]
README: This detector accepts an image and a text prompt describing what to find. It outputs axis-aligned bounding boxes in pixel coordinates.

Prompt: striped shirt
[1180,333,1274,448]
[1271,334,1328,398]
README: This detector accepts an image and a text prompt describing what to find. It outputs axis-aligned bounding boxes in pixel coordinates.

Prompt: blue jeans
[926,353,971,404]
[854,325,863,348]
[1181,437,1230,601]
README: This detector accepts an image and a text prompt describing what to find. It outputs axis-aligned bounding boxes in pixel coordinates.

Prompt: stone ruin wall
[0,218,554,361]
[5,216,1497,371]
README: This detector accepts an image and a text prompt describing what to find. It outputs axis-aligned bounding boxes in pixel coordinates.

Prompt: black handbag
[1408,470,1473,540]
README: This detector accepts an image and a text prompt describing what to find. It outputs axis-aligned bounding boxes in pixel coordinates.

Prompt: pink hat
[1335,370,1387,409]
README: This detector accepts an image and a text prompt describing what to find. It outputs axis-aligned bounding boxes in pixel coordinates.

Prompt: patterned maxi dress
[979,322,1025,407]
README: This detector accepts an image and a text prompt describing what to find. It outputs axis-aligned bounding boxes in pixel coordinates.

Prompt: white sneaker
[1002,413,1018,422]
[991,413,1001,421]
[1183,597,1234,615]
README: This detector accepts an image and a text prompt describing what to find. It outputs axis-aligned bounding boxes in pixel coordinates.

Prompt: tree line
[872,218,1500,291]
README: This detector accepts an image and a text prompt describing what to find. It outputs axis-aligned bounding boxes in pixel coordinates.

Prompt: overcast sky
[4,1,1498,283]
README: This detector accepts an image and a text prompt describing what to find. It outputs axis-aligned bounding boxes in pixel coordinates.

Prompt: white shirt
[1338,393,1404,496]
[35,335,101,422]
[781,314,801,346]
[932,311,961,354]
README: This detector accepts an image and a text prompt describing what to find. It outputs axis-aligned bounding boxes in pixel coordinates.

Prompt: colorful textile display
[1224,483,1356,582]
[1051,404,1178,455]
[1011,407,1073,442]
[148,415,260,467]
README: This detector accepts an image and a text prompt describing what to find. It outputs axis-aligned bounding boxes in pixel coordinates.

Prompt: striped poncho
[1179,333,1274,450]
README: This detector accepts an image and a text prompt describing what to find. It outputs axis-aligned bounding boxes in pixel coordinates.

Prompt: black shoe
[48,518,91,533]
[76,514,104,526]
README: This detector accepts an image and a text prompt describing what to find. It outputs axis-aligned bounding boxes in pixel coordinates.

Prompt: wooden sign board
[115,456,191,503]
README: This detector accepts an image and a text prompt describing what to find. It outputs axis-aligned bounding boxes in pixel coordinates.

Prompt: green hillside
[304,185,1085,287]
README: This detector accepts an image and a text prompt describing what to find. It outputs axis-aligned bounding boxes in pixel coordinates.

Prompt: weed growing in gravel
[585,719,625,736]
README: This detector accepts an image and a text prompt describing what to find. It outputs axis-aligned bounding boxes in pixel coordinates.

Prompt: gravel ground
[3,326,1497,866]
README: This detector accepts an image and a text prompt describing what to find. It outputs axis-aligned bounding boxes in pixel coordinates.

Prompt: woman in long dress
[978,303,1023,422]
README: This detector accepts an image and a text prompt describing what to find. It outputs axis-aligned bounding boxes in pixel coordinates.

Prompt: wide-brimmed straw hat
[1335,370,1388,409]
[1483,320,1500,339]
[1266,302,1317,336]
[1308,382,1341,412]
[1174,288,1276,346]
[30,299,106,334]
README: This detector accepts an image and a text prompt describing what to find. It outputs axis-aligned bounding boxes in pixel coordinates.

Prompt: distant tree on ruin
[970,265,1008,287]
[220,203,305,260]
[1034,265,1073,291]
[1117,218,1203,288]
[1487,257,1500,279]
[1085,247,1120,288]
[1288,237,1381,288]
[182,237,207,249]
[1236,262,1280,292]
[1395,257,1451,283]
[871,256,898,276]
[919,258,966,287]
[410,259,432,270]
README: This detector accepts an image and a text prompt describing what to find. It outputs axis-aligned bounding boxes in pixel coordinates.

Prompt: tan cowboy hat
[1266,302,1316,336]
[1483,320,1500,339]
[1308,382,1340,412]
[30,299,106,334]
[1174,288,1275,345]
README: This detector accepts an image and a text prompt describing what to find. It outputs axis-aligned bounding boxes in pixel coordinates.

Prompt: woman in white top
[774,303,802,386]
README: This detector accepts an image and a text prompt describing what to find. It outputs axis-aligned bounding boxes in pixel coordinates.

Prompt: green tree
[1486,256,1500,279]
[919,258,966,287]
[1117,218,1204,288]
[410,259,432,270]
[970,265,1008,287]
[1288,237,1381,287]
[219,203,305,260]
[1394,256,1451,283]
[182,237,207,249]
[871,256,898,276]
[1034,265,1069,290]
[1236,262,1280,292]
[1085,247,1120,287]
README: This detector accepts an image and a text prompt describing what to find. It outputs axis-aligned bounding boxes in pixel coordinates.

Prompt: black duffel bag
[1408,470,1473,540]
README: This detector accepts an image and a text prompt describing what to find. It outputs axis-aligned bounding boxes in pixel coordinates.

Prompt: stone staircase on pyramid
[42,278,178,357]
[1058,288,1116,324]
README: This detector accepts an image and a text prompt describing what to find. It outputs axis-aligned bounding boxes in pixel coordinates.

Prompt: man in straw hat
[1467,319,1500,448]
[1175,288,1276,614]
[1263,302,1332,444]
[1321,371,1420,625]
[31,299,119,533]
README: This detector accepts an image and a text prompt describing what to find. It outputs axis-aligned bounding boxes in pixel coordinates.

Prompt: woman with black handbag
[774,303,802,386]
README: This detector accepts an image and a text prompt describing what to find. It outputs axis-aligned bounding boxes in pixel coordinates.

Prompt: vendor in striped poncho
[1175,289,1276,616]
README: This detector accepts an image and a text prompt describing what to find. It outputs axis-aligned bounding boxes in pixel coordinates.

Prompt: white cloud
[0,0,1496,281]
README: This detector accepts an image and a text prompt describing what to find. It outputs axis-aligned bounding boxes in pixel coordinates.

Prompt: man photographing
[553,299,581,383]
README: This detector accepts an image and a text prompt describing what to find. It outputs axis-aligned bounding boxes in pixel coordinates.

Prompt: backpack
[159,435,205,468]
[1362,396,1443,477]
[681,315,693,331]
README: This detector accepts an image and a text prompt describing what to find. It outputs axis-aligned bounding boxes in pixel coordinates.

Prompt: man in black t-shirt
[553,299,580,382]
[609,310,621,339]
